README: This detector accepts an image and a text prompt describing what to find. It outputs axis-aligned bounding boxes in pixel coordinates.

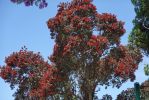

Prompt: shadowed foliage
[129,0,149,55]
[10,0,48,9]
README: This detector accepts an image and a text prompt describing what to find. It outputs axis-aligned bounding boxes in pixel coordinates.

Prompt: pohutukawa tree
[47,0,142,99]
[1,0,142,99]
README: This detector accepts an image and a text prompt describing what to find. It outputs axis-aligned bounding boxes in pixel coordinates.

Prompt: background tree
[127,1,149,99]
[117,66,149,100]
[116,88,135,100]
[144,64,149,76]
[129,0,149,55]
[1,0,143,99]
[116,80,149,100]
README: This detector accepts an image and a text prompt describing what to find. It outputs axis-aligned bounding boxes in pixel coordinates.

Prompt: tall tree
[129,0,149,55]
[47,0,142,99]
[1,0,142,99]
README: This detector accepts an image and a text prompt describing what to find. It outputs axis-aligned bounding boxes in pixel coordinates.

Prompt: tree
[47,0,142,99]
[117,65,149,100]
[116,80,149,100]
[1,0,143,99]
[129,0,149,55]
[144,64,149,76]
[10,0,48,9]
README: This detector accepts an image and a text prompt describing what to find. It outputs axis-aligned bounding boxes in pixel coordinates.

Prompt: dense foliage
[116,80,149,100]
[10,0,48,9]
[1,0,143,99]
[117,67,149,100]
[129,0,149,55]
[116,88,135,100]
[144,64,149,76]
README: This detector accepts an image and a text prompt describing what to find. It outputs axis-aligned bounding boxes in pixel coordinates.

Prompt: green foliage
[129,0,149,55]
[144,64,149,76]
[116,88,135,100]
[117,80,149,100]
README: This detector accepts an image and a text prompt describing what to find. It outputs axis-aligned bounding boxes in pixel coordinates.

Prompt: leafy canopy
[129,0,149,55]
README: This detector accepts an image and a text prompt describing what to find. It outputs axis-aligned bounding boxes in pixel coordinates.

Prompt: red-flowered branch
[0,47,61,98]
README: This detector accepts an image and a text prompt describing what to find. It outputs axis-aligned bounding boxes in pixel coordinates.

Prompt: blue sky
[0,0,148,99]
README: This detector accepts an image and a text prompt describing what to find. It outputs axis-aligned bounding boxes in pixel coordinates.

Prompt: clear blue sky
[0,0,148,99]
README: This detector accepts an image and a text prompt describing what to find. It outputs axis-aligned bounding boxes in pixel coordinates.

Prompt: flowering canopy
[0,47,60,99]
[47,0,142,99]
[1,0,143,99]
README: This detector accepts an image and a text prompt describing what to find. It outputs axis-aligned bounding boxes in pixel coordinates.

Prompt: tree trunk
[81,81,95,100]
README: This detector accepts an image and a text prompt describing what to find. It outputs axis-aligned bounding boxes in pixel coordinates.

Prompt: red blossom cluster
[96,45,142,88]
[5,48,43,68]
[96,13,125,44]
[107,45,142,81]
[0,65,17,80]
[87,35,109,55]
[114,46,142,81]
[29,67,58,97]
[115,58,137,81]
[0,48,60,98]
[47,0,96,39]
[63,35,81,55]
